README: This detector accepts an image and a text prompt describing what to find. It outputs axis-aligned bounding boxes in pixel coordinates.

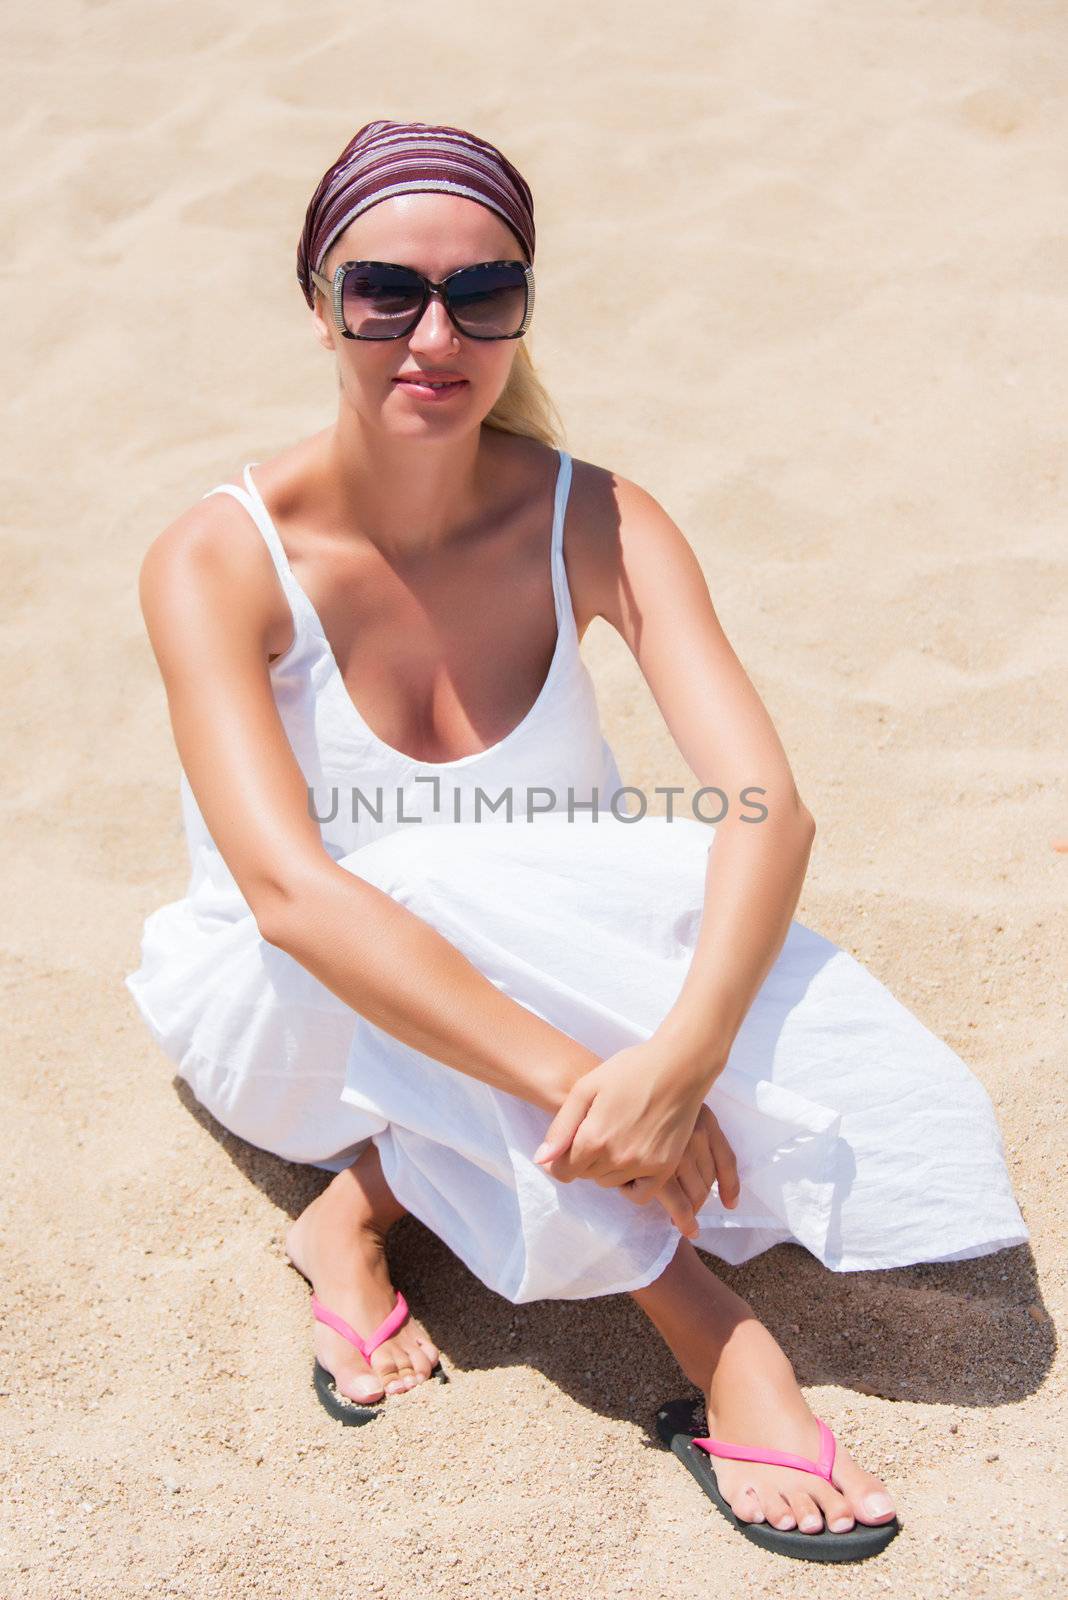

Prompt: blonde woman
[126,119,1028,1565]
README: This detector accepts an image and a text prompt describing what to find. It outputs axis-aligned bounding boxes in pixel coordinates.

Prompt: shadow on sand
[173,1075,1053,1448]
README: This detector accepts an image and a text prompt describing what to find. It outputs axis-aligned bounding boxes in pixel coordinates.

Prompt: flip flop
[311,1288,448,1426]
[655,1397,901,1563]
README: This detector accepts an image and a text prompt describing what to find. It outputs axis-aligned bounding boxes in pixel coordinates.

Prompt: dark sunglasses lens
[448,263,528,336]
[340,262,529,339]
[341,265,424,338]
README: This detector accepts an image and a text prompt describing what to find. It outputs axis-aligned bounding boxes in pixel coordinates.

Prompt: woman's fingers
[705,1112,741,1208]
[674,1150,711,1220]
[608,1148,708,1222]
[653,1176,699,1238]
[594,1165,642,1189]
[610,1136,721,1225]
[689,1123,718,1198]
[617,1175,698,1235]
[600,1166,679,1205]
[573,1107,740,1219]
[626,1171,668,1204]
[533,1078,599,1176]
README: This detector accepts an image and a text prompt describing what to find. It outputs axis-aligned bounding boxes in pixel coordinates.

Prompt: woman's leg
[630,1239,898,1535]
[285,1142,440,1403]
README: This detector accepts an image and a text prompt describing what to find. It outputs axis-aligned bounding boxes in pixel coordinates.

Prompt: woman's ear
[310,291,337,354]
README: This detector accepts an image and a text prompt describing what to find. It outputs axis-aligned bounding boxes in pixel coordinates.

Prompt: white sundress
[124,449,1029,1304]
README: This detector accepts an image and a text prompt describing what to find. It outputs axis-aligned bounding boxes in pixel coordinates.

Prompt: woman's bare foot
[285,1143,440,1404]
[631,1239,898,1537]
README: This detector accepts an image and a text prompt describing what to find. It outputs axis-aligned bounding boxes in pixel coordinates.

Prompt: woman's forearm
[259,859,598,1114]
[655,806,817,1096]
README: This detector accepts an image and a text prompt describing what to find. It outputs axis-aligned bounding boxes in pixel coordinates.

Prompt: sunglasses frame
[309,259,536,341]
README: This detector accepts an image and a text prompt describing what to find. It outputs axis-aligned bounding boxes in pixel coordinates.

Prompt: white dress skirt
[130,809,1030,1305]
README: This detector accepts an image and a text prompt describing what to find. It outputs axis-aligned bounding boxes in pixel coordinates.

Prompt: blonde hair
[483,337,568,450]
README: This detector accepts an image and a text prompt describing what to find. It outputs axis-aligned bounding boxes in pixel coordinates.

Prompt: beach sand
[4,2,1065,1595]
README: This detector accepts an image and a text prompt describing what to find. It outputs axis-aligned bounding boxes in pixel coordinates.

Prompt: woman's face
[311,192,526,436]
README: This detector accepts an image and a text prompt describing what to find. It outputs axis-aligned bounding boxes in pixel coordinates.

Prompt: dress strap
[550,449,578,644]
[201,464,316,657]
[201,463,294,590]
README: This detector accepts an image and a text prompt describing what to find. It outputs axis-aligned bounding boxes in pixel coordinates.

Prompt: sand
[4,2,1066,1596]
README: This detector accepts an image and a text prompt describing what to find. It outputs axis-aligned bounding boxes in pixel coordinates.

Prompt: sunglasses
[309,259,536,341]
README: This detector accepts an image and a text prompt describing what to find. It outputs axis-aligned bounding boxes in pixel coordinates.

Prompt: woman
[125,118,1028,1563]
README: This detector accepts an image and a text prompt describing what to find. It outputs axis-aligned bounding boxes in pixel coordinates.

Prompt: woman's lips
[392,378,469,402]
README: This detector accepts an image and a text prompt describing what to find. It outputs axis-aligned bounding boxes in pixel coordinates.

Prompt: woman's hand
[532,1039,740,1236]
[630,1103,740,1238]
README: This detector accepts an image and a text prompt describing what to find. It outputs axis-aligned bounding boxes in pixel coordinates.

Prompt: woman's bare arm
[598,476,816,1096]
[138,493,596,1115]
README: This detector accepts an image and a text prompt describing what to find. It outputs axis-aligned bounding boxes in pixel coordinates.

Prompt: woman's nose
[408,291,460,348]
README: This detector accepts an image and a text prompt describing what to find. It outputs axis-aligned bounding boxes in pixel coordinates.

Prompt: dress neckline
[242,449,574,772]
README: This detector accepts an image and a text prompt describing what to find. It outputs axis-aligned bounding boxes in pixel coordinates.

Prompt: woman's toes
[770,1495,797,1531]
[336,1363,385,1403]
[831,1443,897,1524]
[385,1369,414,1395]
[405,1345,434,1382]
[853,1487,896,1525]
[379,1357,420,1395]
[319,1332,384,1401]
[789,1491,823,1534]
[370,1334,436,1394]
[417,1337,440,1366]
[814,1484,855,1533]
[730,1487,765,1524]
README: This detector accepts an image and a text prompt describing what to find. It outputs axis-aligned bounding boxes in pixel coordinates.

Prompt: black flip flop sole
[655,1398,901,1564]
[313,1357,449,1425]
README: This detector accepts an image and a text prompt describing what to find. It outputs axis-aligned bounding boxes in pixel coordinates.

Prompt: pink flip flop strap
[693,1417,837,1484]
[310,1289,410,1361]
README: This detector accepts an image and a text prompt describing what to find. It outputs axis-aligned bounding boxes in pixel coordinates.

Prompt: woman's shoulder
[145,426,328,574]
[137,465,291,654]
[142,466,261,577]
[556,449,687,637]
[540,433,661,536]
[566,449,663,514]
[490,432,656,522]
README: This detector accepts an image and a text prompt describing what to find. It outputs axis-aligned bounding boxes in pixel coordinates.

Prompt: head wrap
[296,119,536,309]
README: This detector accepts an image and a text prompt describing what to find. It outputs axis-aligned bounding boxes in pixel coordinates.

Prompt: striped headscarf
[296,119,536,309]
